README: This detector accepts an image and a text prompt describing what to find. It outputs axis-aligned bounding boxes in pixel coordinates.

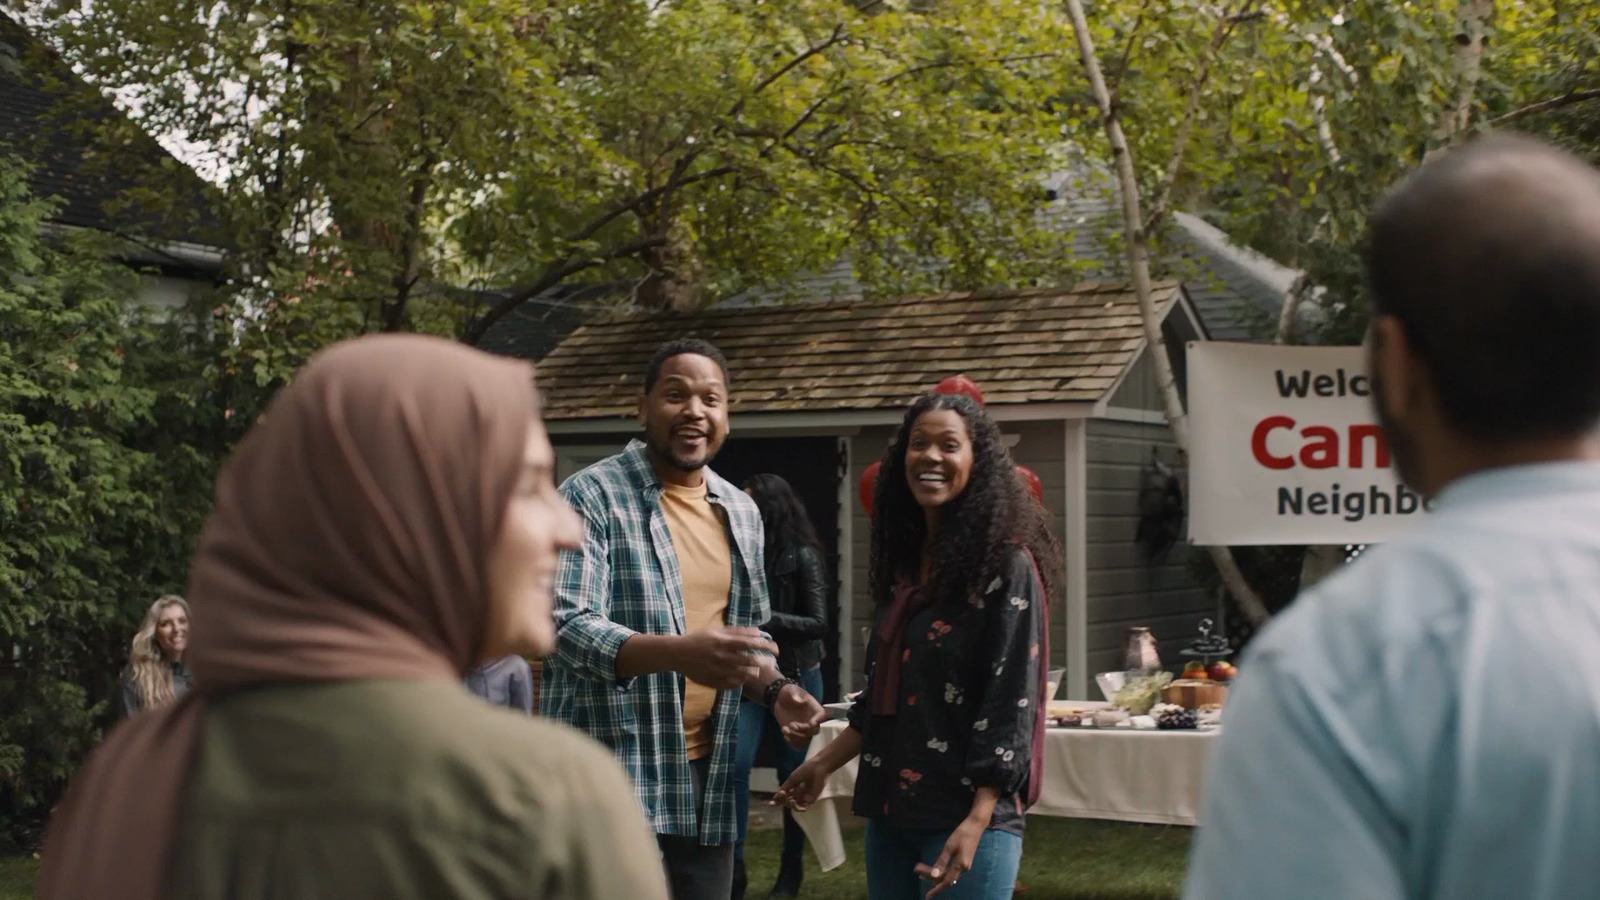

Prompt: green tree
[0,159,221,838]
[1193,0,1600,342]
[1059,0,1600,623]
[21,0,1076,377]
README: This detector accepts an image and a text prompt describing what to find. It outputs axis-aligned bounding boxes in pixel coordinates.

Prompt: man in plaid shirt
[542,339,826,900]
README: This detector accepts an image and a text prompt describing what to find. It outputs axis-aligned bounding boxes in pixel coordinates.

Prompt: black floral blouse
[847,546,1047,835]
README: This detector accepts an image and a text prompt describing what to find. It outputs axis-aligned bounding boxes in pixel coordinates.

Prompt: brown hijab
[37,334,539,900]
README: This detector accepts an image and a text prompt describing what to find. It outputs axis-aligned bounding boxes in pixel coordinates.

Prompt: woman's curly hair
[868,393,1064,616]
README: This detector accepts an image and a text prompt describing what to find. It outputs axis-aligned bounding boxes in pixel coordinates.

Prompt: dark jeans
[732,666,824,864]
[657,757,735,900]
[863,819,1023,900]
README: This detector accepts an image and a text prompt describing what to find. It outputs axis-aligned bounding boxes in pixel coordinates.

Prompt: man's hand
[676,625,775,689]
[773,683,825,749]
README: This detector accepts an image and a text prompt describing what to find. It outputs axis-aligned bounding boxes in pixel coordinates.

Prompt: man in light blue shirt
[1186,135,1600,900]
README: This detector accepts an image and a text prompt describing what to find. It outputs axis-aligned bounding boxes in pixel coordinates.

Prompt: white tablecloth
[792,713,1216,872]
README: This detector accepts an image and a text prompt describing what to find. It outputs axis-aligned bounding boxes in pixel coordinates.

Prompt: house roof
[0,13,226,252]
[534,281,1189,422]
[1167,212,1312,341]
[1042,173,1300,342]
[474,283,617,361]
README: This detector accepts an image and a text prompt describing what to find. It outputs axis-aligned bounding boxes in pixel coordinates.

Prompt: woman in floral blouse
[775,393,1062,900]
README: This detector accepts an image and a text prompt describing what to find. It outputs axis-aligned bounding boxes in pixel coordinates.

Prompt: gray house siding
[1011,420,1068,671]
[845,419,1069,692]
[1085,417,1211,678]
[1107,351,1162,412]
[1106,323,1193,415]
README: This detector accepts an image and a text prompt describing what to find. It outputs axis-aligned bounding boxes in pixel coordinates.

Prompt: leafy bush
[0,159,225,843]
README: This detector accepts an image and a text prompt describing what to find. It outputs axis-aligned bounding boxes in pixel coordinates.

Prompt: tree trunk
[1062,0,1273,627]
[1273,274,1311,345]
[1297,544,1347,591]
[1429,0,1494,153]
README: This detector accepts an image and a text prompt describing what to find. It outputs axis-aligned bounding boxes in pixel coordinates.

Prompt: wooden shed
[535,280,1215,703]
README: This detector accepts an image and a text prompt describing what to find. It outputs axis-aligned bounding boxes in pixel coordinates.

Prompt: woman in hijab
[120,594,194,716]
[38,335,671,900]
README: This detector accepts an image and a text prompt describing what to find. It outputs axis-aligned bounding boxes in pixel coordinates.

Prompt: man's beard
[1371,373,1423,492]
[646,431,718,473]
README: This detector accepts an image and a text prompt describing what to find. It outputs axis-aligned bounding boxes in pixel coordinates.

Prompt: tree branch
[458,157,739,343]
[773,91,841,151]
[1271,10,1356,84]
[1308,67,1342,164]
[1111,0,1155,93]
[1255,8,1354,163]
[776,140,915,218]
[879,52,1061,87]
[342,101,394,141]
[383,147,438,333]
[1487,88,1600,127]
[461,237,667,344]
[1063,0,1273,627]
[730,23,848,119]
[572,163,737,246]
[1142,1,1257,234]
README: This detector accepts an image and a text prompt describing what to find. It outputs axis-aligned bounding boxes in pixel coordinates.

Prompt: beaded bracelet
[762,677,799,709]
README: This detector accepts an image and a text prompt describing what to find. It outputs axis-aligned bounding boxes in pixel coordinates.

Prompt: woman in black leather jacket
[733,474,829,899]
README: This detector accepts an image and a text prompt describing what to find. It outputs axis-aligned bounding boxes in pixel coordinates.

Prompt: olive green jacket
[167,679,669,900]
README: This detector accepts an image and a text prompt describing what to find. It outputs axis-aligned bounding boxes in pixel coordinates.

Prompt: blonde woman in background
[120,595,193,716]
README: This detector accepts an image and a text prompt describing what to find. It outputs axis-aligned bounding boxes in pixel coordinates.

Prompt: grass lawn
[743,815,1192,900]
[0,817,1190,900]
[0,855,36,900]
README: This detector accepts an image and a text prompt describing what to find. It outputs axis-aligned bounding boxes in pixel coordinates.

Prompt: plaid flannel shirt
[541,440,770,845]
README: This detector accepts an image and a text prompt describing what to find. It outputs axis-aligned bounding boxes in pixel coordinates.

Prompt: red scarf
[870,579,932,716]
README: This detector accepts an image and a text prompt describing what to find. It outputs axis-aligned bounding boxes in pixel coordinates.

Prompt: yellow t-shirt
[659,480,733,761]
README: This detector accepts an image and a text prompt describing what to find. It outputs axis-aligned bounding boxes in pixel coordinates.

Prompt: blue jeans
[864,819,1023,900]
[732,665,824,864]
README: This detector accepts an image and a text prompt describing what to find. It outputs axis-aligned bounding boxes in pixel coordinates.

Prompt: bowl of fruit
[1164,619,1237,708]
[1180,658,1238,683]
[1178,619,1236,679]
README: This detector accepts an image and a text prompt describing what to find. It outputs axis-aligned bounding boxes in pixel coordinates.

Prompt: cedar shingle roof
[535,281,1185,420]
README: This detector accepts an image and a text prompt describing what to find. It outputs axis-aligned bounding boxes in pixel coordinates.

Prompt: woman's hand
[770,758,829,813]
[914,816,987,897]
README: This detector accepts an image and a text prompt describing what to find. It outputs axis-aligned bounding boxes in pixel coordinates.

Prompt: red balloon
[859,460,882,514]
[934,374,986,406]
[1017,465,1043,503]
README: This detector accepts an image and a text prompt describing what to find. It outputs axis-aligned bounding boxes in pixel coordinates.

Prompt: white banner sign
[1187,342,1431,545]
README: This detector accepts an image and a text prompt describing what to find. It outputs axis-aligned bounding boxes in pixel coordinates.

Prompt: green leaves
[1053,0,1600,344]
[0,159,221,834]
[24,0,1078,345]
